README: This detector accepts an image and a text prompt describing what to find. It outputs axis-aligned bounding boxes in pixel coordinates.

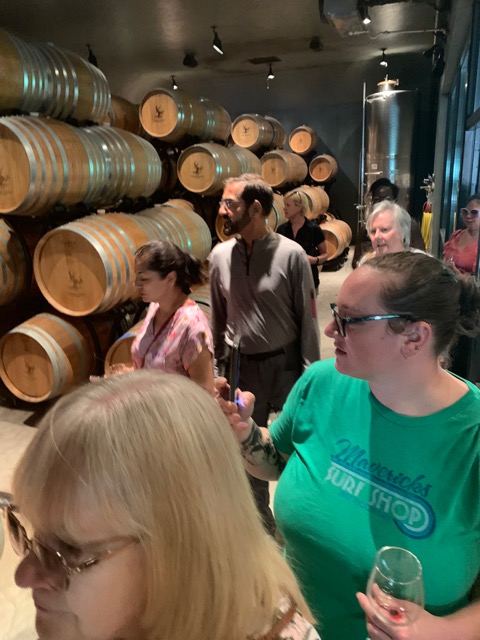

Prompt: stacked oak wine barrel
[0,27,351,402]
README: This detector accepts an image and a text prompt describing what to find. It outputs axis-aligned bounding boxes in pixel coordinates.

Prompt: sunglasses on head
[1,503,137,590]
[460,208,480,217]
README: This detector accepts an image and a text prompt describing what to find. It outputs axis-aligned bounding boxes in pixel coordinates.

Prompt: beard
[222,208,251,236]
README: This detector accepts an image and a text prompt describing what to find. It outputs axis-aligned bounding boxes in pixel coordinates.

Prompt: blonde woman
[5,371,321,640]
[277,190,328,292]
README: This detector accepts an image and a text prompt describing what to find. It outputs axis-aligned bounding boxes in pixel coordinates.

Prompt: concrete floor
[0,252,353,640]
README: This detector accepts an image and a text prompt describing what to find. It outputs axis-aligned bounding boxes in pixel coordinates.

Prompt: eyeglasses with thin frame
[219,198,242,210]
[1,504,138,590]
[330,303,414,338]
[460,208,480,217]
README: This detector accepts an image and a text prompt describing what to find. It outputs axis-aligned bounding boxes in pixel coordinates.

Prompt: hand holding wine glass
[366,546,425,627]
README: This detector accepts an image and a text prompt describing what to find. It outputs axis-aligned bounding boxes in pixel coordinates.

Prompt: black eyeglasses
[460,208,480,217]
[330,303,414,337]
[1,504,138,591]
[219,198,242,210]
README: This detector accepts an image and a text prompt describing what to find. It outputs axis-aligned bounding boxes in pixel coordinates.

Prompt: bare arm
[188,346,215,394]
[238,418,289,481]
[216,381,289,481]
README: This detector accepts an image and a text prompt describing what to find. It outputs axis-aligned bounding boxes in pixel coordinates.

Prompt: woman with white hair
[3,371,320,640]
[358,200,416,265]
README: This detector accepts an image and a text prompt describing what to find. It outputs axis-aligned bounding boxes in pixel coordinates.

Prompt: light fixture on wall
[171,75,178,90]
[380,48,388,67]
[212,26,223,55]
[357,2,371,25]
[267,64,275,80]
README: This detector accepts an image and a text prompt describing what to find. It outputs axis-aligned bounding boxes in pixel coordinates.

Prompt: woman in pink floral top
[131,240,214,393]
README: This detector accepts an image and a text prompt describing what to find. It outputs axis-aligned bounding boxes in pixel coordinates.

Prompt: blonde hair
[284,189,309,216]
[13,371,314,640]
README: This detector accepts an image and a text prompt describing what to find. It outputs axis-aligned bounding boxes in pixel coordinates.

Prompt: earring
[414,345,420,351]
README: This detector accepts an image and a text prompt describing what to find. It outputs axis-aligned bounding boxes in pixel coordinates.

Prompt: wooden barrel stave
[319,220,353,260]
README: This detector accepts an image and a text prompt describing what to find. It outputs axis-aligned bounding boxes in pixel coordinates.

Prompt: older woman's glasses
[1,505,137,590]
[460,208,480,217]
[330,303,413,337]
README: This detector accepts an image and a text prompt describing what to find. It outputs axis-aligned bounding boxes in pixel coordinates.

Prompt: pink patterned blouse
[131,299,213,376]
[443,229,478,274]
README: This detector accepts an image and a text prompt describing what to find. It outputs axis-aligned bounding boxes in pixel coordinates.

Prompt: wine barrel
[320,220,353,260]
[0,29,53,112]
[0,117,162,215]
[177,143,241,195]
[139,89,207,142]
[83,126,163,202]
[289,125,319,156]
[309,154,339,183]
[104,318,143,373]
[40,44,111,125]
[199,97,232,143]
[0,313,95,402]
[261,150,308,188]
[231,114,285,151]
[33,213,156,316]
[0,218,31,306]
[138,204,212,261]
[107,95,141,134]
[265,116,286,149]
[295,185,330,220]
[228,146,262,176]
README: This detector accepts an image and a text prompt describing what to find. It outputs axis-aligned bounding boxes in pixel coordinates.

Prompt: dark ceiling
[1,0,449,103]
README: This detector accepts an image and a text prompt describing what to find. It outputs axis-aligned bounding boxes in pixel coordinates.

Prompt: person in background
[209,173,320,535]
[357,200,412,265]
[443,192,480,274]
[5,371,321,640]
[219,252,480,640]
[352,178,425,268]
[131,240,214,393]
[277,190,328,294]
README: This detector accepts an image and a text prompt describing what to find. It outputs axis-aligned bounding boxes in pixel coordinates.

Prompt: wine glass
[367,546,425,626]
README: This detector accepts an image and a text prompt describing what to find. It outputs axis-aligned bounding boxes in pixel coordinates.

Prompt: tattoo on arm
[240,422,286,474]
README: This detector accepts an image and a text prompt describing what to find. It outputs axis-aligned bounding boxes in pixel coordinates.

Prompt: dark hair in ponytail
[365,252,480,358]
[135,240,207,294]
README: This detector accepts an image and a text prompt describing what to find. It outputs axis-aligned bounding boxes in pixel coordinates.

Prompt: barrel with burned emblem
[177,143,261,195]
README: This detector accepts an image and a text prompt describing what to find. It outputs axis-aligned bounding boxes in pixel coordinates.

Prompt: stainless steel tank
[364,81,418,211]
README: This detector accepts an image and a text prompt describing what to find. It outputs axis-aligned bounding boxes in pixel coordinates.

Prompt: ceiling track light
[357,2,371,25]
[267,64,275,80]
[183,52,198,67]
[171,75,178,90]
[380,48,388,67]
[212,26,223,55]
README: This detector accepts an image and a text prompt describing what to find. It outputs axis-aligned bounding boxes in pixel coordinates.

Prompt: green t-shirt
[270,359,480,640]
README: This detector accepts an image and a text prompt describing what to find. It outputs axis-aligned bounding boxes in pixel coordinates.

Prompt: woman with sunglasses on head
[443,193,480,274]
[219,251,480,640]
[277,190,328,293]
[4,371,321,640]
